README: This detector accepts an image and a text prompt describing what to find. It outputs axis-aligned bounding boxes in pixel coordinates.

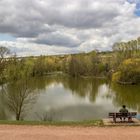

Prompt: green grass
[0,120,103,126]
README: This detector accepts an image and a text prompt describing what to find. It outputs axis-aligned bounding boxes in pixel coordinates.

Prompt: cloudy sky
[0,0,140,56]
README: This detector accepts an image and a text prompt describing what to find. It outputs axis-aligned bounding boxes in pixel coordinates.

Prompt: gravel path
[0,125,140,140]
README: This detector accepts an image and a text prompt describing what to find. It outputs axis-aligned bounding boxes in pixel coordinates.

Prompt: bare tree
[35,109,55,122]
[5,79,36,120]
[0,46,10,61]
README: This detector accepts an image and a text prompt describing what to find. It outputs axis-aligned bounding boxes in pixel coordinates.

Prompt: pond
[0,75,140,121]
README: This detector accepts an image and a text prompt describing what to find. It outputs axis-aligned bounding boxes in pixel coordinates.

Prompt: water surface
[0,75,140,121]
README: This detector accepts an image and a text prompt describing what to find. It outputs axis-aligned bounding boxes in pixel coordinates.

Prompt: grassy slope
[0,120,103,126]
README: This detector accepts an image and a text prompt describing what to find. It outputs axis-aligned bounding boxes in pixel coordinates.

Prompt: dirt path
[0,125,140,140]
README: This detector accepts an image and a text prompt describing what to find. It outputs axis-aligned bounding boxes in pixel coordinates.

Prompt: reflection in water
[0,75,140,121]
[63,77,106,102]
[0,93,7,120]
[111,83,140,112]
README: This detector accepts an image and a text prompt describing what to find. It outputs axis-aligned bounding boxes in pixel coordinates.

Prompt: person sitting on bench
[119,105,128,121]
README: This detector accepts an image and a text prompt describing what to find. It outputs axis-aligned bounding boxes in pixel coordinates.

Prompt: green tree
[112,58,140,84]
[32,56,47,76]
[0,46,10,84]
[68,55,86,77]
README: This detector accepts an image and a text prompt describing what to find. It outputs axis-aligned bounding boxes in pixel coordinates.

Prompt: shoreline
[0,120,103,126]
[0,119,140,127]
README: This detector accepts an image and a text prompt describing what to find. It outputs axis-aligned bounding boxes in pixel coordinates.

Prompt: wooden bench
[109,112,137,123]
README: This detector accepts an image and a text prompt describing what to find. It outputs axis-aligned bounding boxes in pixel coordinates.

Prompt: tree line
[0,36,140,85]
[112,37,140,84]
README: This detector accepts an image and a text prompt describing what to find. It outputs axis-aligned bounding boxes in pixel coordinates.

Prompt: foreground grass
[0,120,103,126]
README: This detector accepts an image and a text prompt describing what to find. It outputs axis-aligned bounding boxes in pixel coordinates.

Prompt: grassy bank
[0,120,103,126]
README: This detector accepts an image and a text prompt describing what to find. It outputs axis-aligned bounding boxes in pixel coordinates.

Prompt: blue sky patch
[127,0,140,16]
[135,9,140,16]
[0,34,16,41]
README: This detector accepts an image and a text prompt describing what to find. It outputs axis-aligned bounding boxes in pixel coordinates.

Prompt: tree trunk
[16,113,20,121]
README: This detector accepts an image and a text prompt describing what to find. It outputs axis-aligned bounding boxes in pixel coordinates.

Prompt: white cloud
[0,41,79,56]
[0,0,140,56]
